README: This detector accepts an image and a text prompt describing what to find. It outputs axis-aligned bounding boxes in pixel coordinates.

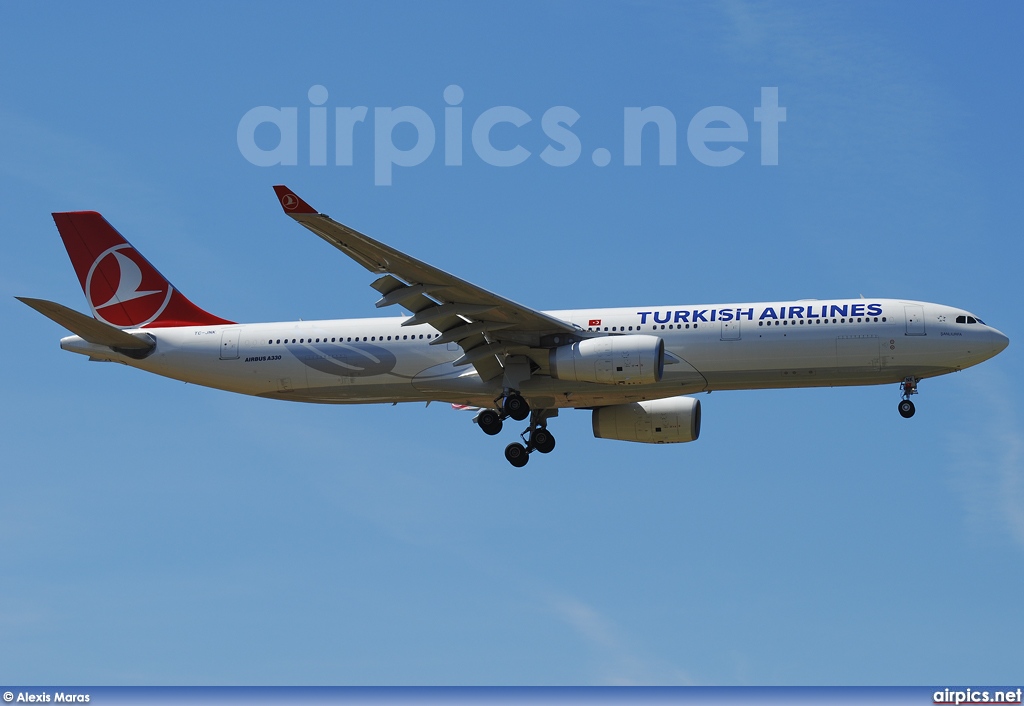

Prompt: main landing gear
[503,391,530,421]
[474,393,556,467]
[475,391,530,436]
[898,377,918,418]
[503,409,557,468]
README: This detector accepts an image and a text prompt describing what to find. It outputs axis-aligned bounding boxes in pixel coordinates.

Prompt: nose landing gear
[898,377,918,418]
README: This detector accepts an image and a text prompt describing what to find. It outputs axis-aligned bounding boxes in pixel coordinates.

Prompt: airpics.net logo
[237,85,786,186]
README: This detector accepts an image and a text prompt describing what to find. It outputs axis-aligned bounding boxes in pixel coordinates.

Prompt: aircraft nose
[989,327,1009,355]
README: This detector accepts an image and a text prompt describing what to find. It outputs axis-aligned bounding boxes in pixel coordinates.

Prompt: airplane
[19,186,1009,467]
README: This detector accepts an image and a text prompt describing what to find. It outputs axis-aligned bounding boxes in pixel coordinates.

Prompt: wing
[273,186,579,382]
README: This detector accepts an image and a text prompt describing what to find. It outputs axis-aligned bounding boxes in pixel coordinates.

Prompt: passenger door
[905,305,926,336]
[220,328,240,359]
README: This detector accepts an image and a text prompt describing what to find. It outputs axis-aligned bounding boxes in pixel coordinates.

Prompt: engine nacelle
[592,396,701,444]
[549,334,664,386]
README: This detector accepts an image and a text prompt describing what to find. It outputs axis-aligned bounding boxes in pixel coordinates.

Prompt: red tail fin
[52,211,233,328]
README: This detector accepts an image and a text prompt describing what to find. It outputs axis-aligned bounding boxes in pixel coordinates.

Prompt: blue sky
[1,1,1022,685]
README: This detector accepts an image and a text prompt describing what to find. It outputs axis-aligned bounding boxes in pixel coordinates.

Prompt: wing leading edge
[272,185,579,382]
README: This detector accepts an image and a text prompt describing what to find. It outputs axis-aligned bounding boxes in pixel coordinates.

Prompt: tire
[478,409,503,436]
[504,442,529,467]
[898,399,916,418]
[504,393,530,421]
[533,429,556,454]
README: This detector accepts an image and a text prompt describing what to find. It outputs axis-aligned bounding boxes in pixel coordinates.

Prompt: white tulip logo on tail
[86,244,173,327]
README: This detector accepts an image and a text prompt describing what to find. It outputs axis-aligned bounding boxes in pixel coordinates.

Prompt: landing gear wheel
[532,428,556,454]
[898,399,916,418]
[477,409,503,436]
[504,393,530,421]
[504,442,529,467]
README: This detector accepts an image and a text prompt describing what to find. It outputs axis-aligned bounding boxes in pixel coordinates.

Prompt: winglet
[273,185,317,215]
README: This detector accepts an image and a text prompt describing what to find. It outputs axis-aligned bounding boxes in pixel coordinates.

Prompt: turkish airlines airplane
[20,186,1009,466]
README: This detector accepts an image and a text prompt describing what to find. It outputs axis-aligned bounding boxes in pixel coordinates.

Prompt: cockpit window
[955,315,985,325]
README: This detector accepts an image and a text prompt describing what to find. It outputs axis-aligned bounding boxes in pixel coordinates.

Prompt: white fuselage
[60,298,1009,409]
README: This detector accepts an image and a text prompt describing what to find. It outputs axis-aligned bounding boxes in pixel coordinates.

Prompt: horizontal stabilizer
[17,297,155,352]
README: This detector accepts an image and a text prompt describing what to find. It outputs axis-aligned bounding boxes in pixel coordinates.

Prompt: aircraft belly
[518,377,708,409]
[269,381,424,403]
[687,329,959,391]
[682,331,830,390]
[412,362,503,401]
[133,349,294,396]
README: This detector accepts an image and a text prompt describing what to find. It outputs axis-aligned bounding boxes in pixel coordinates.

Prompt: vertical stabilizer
[52,211,233,328]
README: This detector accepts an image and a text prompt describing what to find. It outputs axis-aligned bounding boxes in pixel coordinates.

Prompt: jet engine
[592,396,701,443]
[549,334,664,385]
